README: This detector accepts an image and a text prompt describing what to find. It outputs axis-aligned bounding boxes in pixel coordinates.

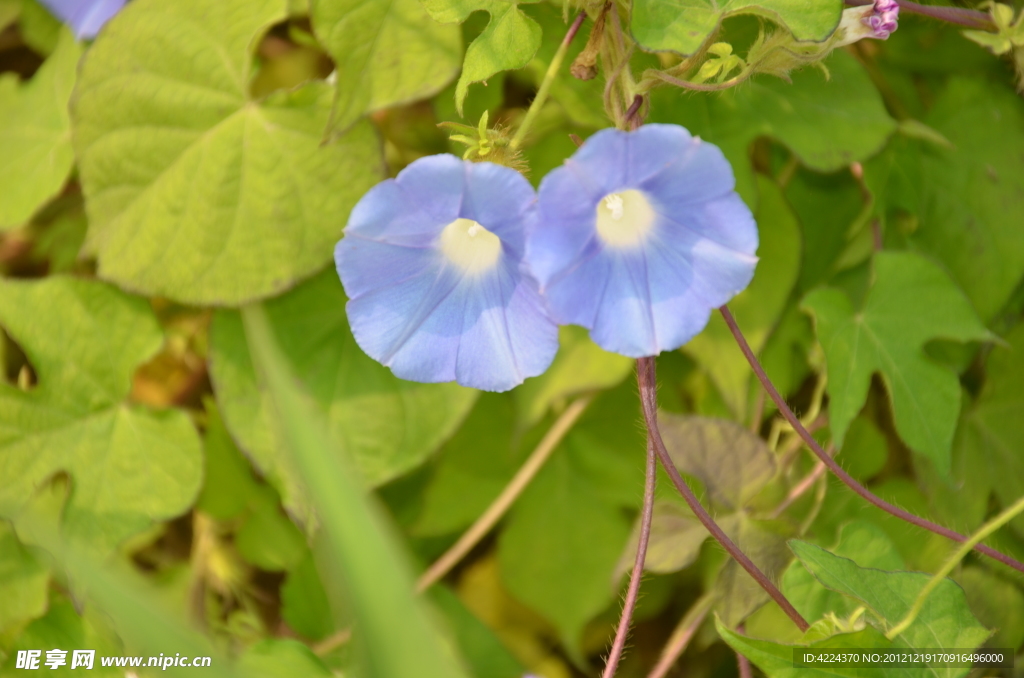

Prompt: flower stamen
[604,194,625,220]
[440,218,502,273]
[595,190,656,248]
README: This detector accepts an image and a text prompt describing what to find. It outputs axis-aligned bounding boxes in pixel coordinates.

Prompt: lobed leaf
[421,0,542,115]
[719,621,905,678]
[650,50,896,204]
[864,78,1024,322]
[802,251,990,475]
[782,521,904,625]
[945,324,1024,536]
[0,600,124,677]
[723,538,989,678]
[0,277,202,554]
[616,501,708,578]
[658,413,778,510]
[632,0,843,56]
[311,0,461,132]
[72,0,383,305]
[0,27,79,230]
[791,540,990,661]
[0,522,49,634]
[714,513,792,627]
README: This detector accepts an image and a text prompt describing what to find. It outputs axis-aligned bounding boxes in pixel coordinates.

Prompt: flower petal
[337,154,556,391]
[335,236,442,300]
[529,171,601,288]
[344,180,443,248]
[638,134,740,206]
[653,192,759,265]
[39,0,126,38]
[529,123,759,358]
[347,261,556,391]
[461,162,537,255]
[560,128,630,198]
[394,154,467,225]
[453,262,558,391]
[345,261,462,377]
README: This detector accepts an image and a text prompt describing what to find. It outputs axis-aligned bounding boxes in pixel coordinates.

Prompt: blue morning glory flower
[38,0,126,39]
[336,154,558,392]
[526,124,758,358]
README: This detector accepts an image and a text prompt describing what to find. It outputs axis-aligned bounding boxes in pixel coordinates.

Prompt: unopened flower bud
[865,0,900,38]
[835,0,900,46]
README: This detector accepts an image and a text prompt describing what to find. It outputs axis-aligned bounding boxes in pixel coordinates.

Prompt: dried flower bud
[571,58,599,80]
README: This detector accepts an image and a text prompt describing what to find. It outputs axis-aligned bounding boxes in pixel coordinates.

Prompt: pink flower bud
[865,0,900,39]
[836,0,900,45]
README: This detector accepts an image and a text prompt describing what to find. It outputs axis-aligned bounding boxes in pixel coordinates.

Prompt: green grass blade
[241,304,468,678]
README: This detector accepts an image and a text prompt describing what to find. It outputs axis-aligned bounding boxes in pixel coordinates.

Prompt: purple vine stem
[625,94,645,128]
[718,305,1024,576]
[844,0,995,30]
[565,9,588,44]
[602,436,657,678]
[736,650,754,677]
[636,357,811,632]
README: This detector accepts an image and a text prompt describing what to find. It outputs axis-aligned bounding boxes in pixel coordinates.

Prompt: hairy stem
[770,449,832,520]
[887,493,1024,639]
[624,94,645,129]
[602,5,636,128]
[636,357,810,632]
[602,437,657,678]
[844,0,995,30]
[719,304,1024,575]
[647,594,714,678]
[647,67,752,92]
[749,389,766,432]
[416,395,593,592]
[510,12,587,149]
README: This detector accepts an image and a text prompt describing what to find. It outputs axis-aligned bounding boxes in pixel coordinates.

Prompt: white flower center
[595,189,656,248]
[439,218,502,274]
[604,194,624,220]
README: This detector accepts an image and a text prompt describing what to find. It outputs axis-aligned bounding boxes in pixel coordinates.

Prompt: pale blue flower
[526,124,758,358]
[38,0,126,39]
[336,155,558,392]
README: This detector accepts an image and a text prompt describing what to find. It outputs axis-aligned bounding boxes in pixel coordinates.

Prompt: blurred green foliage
[1,0,1023,676]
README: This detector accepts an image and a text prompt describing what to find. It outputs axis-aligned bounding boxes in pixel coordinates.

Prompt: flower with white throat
[526,124,759,358]
[335,155,557,392]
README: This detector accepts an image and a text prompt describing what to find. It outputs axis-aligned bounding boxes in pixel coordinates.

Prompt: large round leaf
[72,0,383,305]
